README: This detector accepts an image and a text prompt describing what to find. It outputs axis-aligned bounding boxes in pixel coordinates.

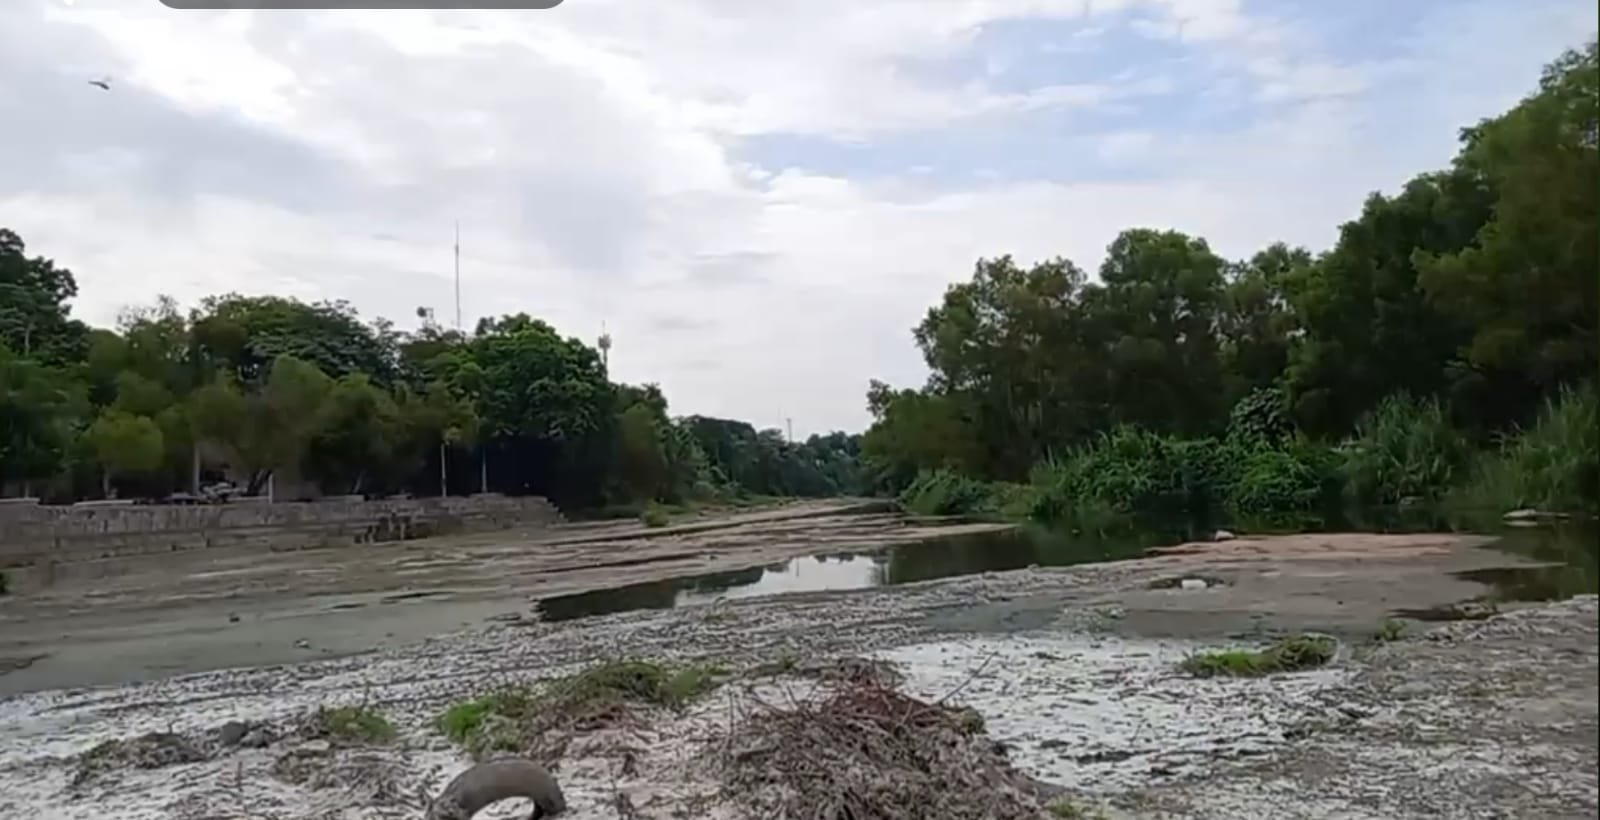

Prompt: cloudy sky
[2,0,1594,435]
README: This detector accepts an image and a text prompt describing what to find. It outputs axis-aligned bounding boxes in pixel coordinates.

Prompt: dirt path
[0,528,1593,819]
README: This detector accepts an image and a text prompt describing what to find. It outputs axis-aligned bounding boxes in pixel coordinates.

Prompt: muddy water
[535,526,1164,621]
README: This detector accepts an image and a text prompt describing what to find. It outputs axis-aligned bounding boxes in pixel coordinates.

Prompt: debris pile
[717,677,1059,819]
[71,731,210,787]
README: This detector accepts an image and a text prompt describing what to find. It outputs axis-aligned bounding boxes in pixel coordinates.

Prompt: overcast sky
[3,0,1594,436]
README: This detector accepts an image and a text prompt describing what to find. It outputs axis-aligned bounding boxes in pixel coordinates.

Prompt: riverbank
[0,499,995,694]
[0,528,1593,818]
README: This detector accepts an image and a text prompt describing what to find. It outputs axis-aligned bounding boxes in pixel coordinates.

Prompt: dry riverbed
[1,517,1595,819]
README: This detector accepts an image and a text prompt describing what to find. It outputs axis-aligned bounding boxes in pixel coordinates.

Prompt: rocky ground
[0,529,1594,819]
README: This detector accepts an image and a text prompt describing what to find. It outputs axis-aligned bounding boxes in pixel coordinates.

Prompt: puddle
[536,527,1167,622]
[1477,521,1598,600]
[1388,520,1597,621]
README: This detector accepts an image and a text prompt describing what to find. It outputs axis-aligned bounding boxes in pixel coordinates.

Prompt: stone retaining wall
[0,494,563,578]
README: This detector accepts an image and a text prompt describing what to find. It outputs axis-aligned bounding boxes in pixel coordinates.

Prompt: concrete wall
[0,494,563,582]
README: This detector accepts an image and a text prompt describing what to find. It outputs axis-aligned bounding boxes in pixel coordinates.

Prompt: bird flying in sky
[88,77,111,91]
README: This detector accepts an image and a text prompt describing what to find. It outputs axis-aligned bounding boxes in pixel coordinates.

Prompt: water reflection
[536,526,1166,622]
[535,514,1598,623]
[1472,520,1598,601]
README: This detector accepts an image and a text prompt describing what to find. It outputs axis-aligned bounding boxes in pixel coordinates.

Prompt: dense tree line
[0,237,865,509]
[864,41,1598,526]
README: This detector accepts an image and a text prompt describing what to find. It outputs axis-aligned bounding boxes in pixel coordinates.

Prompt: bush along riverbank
[898,383,1597,534]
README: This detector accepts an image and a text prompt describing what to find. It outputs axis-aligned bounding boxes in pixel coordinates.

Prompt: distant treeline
[0,246,864,509]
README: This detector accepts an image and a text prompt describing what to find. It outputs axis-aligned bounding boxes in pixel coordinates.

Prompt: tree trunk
[267,472,275,503]
[480,448,488,495]
[101,469,111,500]
[439,441,449,497]
[190,443,201,493]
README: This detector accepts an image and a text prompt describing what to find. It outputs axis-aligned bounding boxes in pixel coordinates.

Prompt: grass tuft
[1049,799,1110,819]
[436,659,728,757]
[1180,634,1337,678]
[1373,619,1407,643]
[310,705,396,744]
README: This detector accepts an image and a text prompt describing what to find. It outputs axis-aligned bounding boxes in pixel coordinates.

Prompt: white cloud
[2,0,1594,436]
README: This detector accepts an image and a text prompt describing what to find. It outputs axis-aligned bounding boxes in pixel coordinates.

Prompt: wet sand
[0,500,1001,694]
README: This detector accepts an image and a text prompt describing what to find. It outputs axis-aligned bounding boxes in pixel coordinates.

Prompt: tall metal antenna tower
[453,221,462,332]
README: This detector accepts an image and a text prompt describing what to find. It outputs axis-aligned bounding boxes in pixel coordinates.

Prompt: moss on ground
[1180,634,1337,678]
[1048,800,1109,819]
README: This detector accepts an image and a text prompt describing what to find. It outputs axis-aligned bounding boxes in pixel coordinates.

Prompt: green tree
[0,347,88,493]
[306,373,404,494]
[1418,39,1599,431]
[83,410,165,498]
[1221,244,1308,400]
[1283,170,1493,436]
[0,229,90,365]
[860,382,982,493]
[615,402,670,502]
[401,380,480,496]
[241,356,333,496]
[914,255,1101,478]
[193,294,397,386]
[1094,228,1230,437]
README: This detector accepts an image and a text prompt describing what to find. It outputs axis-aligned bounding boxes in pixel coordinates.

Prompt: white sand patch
[874,634,1350,794]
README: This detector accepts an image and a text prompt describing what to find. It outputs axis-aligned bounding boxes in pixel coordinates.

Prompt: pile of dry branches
[717,677,1056,819]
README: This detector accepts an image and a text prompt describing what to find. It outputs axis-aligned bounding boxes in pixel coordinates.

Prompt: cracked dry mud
[0,523,1594,819]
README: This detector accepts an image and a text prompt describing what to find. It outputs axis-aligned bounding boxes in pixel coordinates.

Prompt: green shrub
[1224,438,1341,520]
[1227,386,1294,447]
[640,502,672,527]
[1340,394,1470,506]
[1447,382,1599,518]
[898,469,1033,519]
[1027,427,1241,531]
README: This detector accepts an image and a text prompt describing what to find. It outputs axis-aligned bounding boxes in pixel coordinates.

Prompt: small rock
[228,613,240,623]
[1213,529,1236,542]
[294,639,311,649]
[217,721,247,747]
[1503,508,1570,522]
[239,728,272,748]
[1179,578,1209,591]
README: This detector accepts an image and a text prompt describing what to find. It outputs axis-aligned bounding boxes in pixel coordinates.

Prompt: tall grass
[1447,383,1598,519]
[897,383,1594,535]
[1338,394,1469,507]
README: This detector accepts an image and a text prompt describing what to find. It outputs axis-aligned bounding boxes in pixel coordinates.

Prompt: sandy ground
[0,499,1001,693]
[0,517,1595,819]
